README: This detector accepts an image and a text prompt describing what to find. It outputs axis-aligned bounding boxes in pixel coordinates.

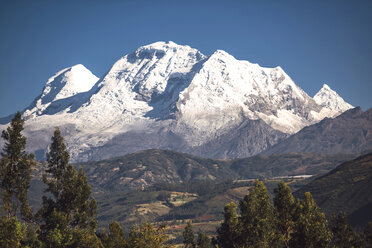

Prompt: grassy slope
[295,152,372,228]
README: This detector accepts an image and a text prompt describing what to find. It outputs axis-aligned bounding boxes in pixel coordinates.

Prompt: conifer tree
[196,231,210,248]
[36,127,98,246]
[291,192,332,248]
[215,202,239,248]
[239,181,280,248]
[126,222,168,248]
[183,221,196,248]
[331,212,363,248]
[274,181,296,248]
[100,221,126,248]
[0,112,35,221]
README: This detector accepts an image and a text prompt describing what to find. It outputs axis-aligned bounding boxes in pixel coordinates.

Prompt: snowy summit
[314,84,353,114]
[23,64,98,118]
[0,41,354,161]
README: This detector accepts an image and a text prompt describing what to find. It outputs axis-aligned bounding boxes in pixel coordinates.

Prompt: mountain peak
[123,41,205,66]
[212,49,230,56]
[313,83,353,113]
[44,64,98,100]
[321,83,331,90]
[142,41,177,48]
[23,64,98,118]
[2,42,358,162]
[134,41,191,53]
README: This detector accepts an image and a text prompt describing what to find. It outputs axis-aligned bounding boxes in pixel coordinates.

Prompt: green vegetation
[35,127,100,247]
[291,192,332,247]
[196,231,211,248]
[239,181,280,247]
[274,181,295,247]
[183,221,195,248]
[1,113,372,247]
[296,152,372,229]
[213,181,370,248]
[0,112,36,221]
[215,202,239,247]
[182,221,211,248]
[0,118,175,247]
[331,212,363,248]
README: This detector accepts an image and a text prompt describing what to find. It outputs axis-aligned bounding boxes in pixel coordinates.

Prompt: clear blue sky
[0,0,371,117]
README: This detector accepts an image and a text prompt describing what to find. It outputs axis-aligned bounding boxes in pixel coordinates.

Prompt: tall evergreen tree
[331,212,363,248]
[183,221,196,248]
[239,181,280,248]
[291,192,332,248]
[196,231,210,248]
[100,221,126,248]
[36,127,98,246]
[274,181,296,248]
[0,112,35,221]
[215,202,239,248]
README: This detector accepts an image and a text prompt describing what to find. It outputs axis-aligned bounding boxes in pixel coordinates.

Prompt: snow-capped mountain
[0,41,353,161]
[23,64,98,119]
[314,84,353,114]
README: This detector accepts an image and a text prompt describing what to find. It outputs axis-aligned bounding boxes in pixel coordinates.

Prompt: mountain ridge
[76,149,357,192]
[263,107,372,155]
[295,152,372,228]
[0,41,354,161]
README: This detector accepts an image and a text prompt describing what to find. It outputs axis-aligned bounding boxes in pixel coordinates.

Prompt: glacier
[0,41,353,161]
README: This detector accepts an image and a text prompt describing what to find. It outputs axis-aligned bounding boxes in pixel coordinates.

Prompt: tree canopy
[0,112,35,221]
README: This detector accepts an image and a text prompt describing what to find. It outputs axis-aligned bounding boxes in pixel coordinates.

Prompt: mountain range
[0,41,355,161]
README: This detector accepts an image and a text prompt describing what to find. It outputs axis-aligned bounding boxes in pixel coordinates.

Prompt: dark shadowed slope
[295,153,372,228]
[191,119,288,159]
[263,107,372,155]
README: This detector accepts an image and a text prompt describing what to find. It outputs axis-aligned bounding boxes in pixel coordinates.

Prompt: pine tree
[331,212,363,248]
[291,192,332,248]
[100,221,126,248]
[273,181,296,248]
[36,127,99,246]
[0,112,35,221]
[239,181,280,248]
[183,221,196,248]
[215,202,239,248]
[126,222,169,248]
[196,231,210,248]
[43,126,70,203]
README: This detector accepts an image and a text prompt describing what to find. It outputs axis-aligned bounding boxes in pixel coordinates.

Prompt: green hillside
[295,152,372,228]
